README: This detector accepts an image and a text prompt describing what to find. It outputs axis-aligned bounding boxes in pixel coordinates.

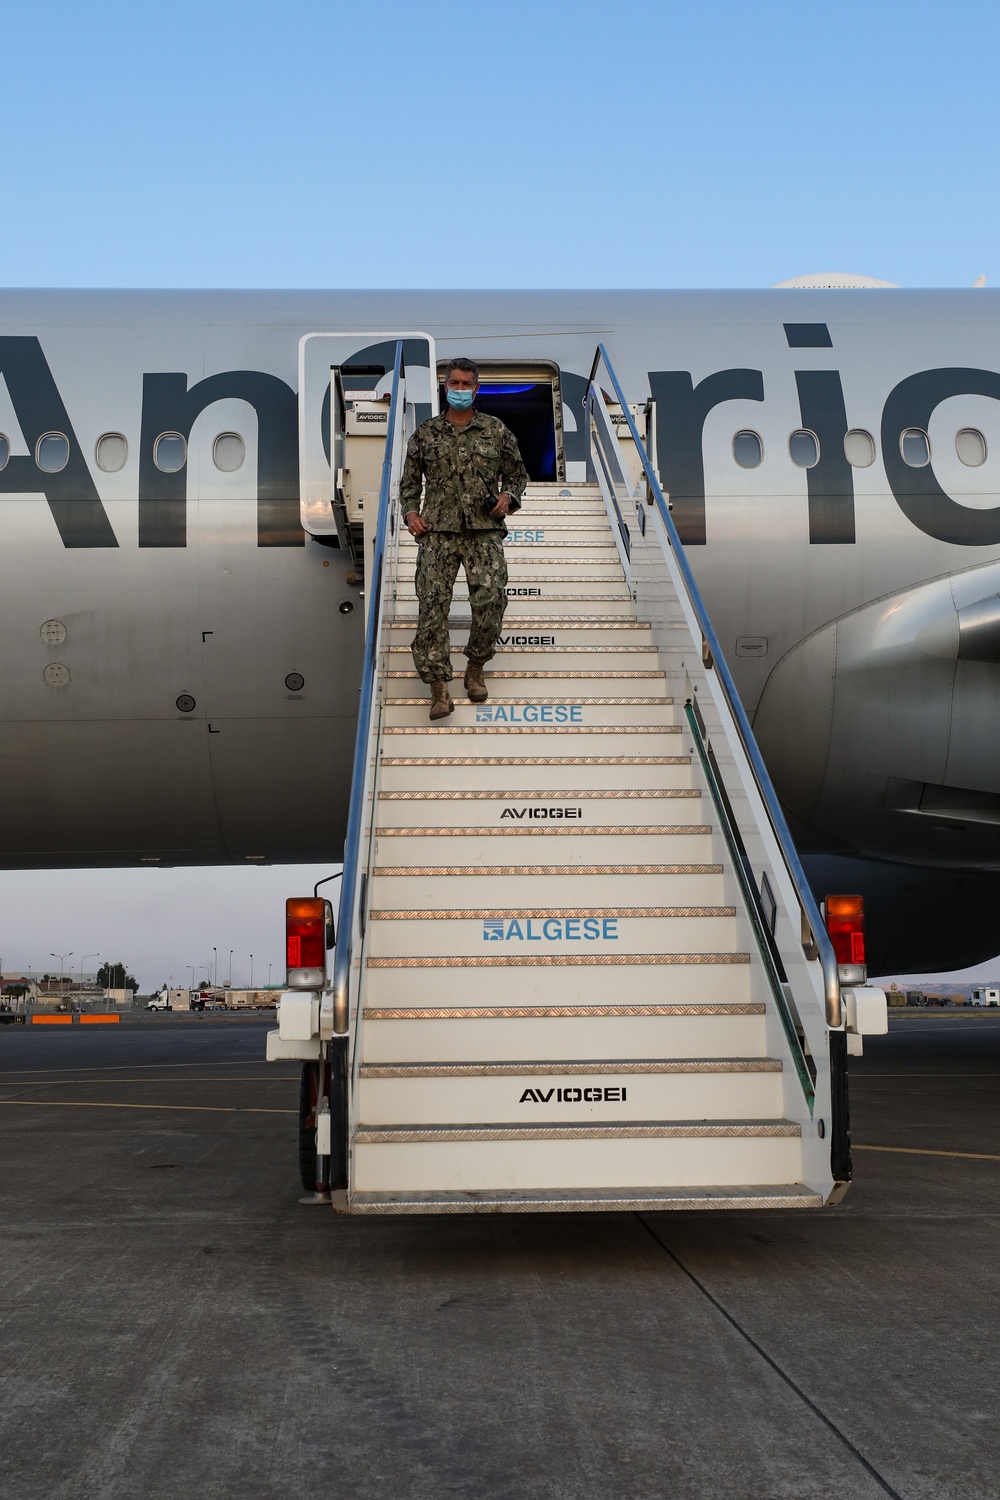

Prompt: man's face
[446,367,478,396]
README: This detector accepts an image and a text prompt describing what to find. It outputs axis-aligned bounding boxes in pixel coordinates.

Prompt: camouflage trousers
[411,531,508,683]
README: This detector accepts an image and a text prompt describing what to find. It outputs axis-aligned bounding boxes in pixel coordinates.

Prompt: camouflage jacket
[399,409,527,534]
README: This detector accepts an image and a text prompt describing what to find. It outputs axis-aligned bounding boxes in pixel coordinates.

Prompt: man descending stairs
[348,483,822,1212]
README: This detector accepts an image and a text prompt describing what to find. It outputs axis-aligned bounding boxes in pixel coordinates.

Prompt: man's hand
[490,492,513,518]
[406,511,430,536]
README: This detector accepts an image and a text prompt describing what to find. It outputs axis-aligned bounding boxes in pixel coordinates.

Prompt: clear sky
[2,0,997,292]
[1,0,998,988]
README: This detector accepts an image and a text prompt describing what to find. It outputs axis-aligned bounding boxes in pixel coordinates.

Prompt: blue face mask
[446,388,475,411]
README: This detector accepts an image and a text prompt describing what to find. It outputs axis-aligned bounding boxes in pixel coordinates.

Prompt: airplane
[2,277,1000,975]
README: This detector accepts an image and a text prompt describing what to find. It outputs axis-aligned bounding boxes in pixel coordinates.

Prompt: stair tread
[364,1002,763,1017]
[355,1119,801,1141]
[349,1185,823,1213]
[371,905,732,919]
[360,1058,781,1077]
[368,952,748,968]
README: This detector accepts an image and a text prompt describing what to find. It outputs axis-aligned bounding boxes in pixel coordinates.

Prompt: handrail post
[330,340,405,1037]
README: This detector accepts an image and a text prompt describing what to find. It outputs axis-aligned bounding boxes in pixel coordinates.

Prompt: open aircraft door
[298,333,437,578]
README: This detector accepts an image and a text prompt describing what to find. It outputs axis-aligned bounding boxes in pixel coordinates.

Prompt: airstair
[275,341,874,1213]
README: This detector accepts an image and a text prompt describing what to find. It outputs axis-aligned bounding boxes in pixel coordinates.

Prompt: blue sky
[2,0,997,291]
[2,1,998,987]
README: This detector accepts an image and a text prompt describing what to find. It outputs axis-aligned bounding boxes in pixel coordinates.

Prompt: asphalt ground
[1,1012,998,1500]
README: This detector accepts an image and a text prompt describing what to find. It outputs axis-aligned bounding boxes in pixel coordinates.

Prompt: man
[400,357,529,720]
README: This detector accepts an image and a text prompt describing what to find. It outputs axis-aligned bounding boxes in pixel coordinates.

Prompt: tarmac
[1,1009,999,1499]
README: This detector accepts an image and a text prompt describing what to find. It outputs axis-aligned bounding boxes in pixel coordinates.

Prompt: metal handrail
[331,340,404,1035]
[587,344,842,1028]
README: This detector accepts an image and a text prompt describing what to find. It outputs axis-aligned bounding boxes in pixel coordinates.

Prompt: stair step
[395,580,631,599]
[365,957,746,1007]
[361,1005,766,1063]
[387,647,662,670]
[371,792,703,830]
[370,828,714,873]
[351,1125,803,1193]
[402,596,637,615]
[383,701,677,728]
[356,1065,783,1125]
[368,866,725,907]
[381,729,685,757]
[367,907,737,958]
[377,758,693,791]
[389,618,652,636]
[349,1185,824,1214]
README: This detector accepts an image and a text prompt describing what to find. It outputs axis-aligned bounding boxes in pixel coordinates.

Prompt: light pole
[50,952,73,993]
[81,952,100,985]
[267,962,272,988]
[187,965,195,991]
[249,954,254,988]
[213,946,217,987]
[228,950,233,987]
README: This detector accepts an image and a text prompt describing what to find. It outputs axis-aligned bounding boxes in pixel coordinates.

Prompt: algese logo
[483,918,619,941]
[506,529,545,543]
[476,704,583,723]
[519,1086,627,1103]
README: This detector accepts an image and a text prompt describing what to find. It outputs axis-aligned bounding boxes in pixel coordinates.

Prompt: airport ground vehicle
[969,988,1000,1007]
[266,342,887,1216]
[146,992,169,1011]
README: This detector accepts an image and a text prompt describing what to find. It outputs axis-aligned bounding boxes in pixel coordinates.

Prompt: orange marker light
[286,897,327,987]
[825,894,866,966]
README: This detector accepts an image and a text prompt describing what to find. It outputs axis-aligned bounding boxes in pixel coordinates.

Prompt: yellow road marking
[0,1099,295,1115]
[0,1077,297,1086]
[856,1144,1000,1162]
[0,1061,280,1077]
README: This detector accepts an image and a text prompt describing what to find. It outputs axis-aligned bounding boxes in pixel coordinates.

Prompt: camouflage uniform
[400,409,528,683]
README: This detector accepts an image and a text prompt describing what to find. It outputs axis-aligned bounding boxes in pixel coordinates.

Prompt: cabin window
[956,428,987,467]
[844,429,875,467]
[154,432,187,473]
[96,433,128,472]
[213,432,246,472]
[789,430,819,468]
[733,430,763,468]
[901,428,930,467]
[0,434,8,471]
[36,433,69,472]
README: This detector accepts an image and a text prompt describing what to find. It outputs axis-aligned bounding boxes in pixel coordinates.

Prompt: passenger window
[789,430,819,468]
[901,428,930,467]
[844,429,875,467]
[96,433,128,473]
[154,433,187,473]
[733,430,763,469]
[36,433,69,472]
[956,428,987,467]
[0,433,8,471]
[213,432,245,472]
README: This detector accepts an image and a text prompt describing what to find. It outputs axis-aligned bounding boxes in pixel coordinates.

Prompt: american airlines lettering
[4,329,1000,551]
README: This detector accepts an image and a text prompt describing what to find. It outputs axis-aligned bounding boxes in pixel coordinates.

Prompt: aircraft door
[298,333,437,571]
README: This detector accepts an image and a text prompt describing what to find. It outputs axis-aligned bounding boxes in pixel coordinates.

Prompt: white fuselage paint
[2,287,999,873]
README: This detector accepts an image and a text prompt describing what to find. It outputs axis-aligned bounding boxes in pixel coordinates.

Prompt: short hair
[443,356,479,382]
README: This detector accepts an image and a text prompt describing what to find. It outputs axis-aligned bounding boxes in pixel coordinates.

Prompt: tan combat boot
[429,681,454,720]
[464,660,488,703]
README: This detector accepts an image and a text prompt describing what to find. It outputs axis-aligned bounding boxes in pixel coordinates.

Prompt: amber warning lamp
[286,897,335,989]
[823,893,867,984]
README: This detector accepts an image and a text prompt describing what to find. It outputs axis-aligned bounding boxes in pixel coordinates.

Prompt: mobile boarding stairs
[269,340,888,1214]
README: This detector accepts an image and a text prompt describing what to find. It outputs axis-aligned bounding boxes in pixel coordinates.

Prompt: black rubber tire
[298,1062,319,1192]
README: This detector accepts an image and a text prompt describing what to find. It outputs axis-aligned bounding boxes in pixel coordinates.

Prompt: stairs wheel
[298,1061,322,1192]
